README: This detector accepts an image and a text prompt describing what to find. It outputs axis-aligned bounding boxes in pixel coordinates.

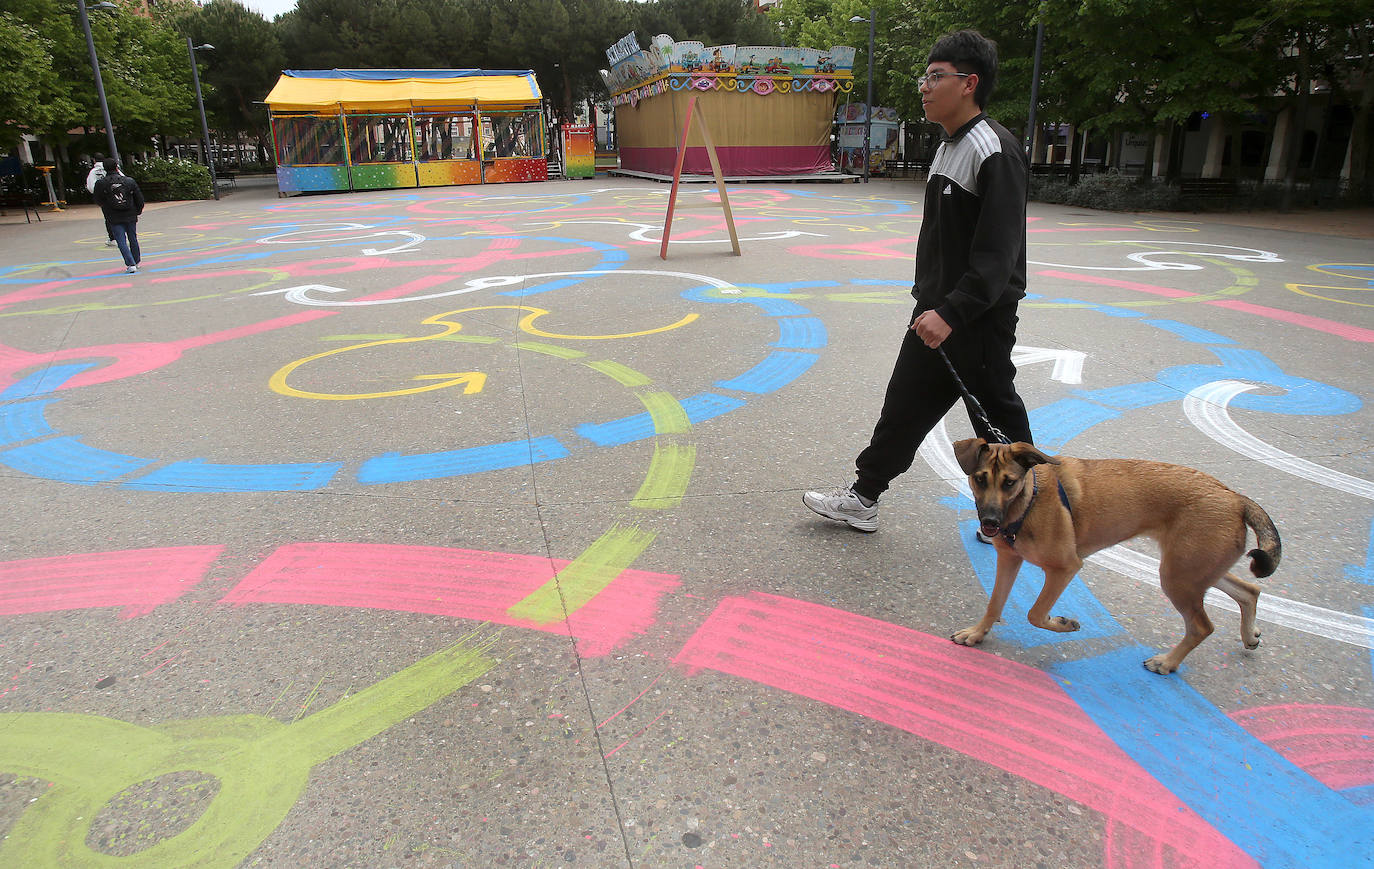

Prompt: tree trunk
[561,69,574,124]
[1068,125,1081,184]
[1166,122,1184,182]
[1281,33,1313,212]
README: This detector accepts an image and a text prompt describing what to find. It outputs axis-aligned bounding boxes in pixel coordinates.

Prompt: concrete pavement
[1,175,1371,868]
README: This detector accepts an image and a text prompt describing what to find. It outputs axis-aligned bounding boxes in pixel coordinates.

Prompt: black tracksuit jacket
[914,113,1028,330]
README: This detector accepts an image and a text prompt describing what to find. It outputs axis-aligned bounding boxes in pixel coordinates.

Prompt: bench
[881,159,928,179]
[1178,178,1238,208]
[0,190,41,223]
[216,171,236,189]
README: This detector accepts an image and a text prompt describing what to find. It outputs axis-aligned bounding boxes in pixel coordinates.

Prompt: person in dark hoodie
[92,158,145,274]
[803,29,1033,533]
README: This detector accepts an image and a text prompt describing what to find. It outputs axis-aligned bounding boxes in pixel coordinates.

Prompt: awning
[265,69,543,113]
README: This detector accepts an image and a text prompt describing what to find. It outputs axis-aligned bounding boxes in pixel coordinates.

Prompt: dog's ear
[952,438,988,474]
[1009,442,1060,469]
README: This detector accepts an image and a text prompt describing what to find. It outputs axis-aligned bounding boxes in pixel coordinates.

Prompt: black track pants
[852,305,1032,501]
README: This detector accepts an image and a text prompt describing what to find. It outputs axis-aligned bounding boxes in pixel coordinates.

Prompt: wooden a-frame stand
[660,94,741,260]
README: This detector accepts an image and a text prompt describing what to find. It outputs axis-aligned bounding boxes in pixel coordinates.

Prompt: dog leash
[936,345,1011,445]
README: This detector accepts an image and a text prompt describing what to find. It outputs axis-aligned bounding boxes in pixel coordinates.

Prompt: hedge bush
[125,157,212,201]
[1030,171,1179,212]
[1029,172,1371,212]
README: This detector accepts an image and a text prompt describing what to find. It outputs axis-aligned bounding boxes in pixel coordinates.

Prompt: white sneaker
[803,487,878,532]
[106,239,117,247]
[126,265,137,274]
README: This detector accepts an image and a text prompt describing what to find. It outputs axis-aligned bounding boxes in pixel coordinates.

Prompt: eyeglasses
[918,71,971,88]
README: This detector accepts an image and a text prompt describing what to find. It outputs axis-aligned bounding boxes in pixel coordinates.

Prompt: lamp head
[194,43,215,51]
[849,15,867,22]
[89,2,117,10]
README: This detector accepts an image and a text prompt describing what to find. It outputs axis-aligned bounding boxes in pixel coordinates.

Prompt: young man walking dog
[804,30,1033,531]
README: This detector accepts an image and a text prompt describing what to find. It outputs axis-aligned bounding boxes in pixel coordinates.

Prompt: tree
[171,0,285,163]
[2,0,196,160]
[772,0,892,113]
[101,7,200,149]
[0,8,80,152]
[632,0,779,50]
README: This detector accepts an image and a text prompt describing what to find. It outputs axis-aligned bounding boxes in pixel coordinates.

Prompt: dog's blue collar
[999,470,1071,545]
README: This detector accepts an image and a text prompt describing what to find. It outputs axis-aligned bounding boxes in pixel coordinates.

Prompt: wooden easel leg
[694,112,740,256]
[660,96,697,260]
[660,95,741,259]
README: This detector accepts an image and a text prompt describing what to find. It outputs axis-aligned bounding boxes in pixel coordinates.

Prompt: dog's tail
[1242,498,1281,578]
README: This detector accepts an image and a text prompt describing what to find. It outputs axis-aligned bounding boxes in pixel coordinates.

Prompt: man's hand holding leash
[912,310,952,348]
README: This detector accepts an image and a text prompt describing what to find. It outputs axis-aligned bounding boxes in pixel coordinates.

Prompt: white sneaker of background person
[802,487,879,532]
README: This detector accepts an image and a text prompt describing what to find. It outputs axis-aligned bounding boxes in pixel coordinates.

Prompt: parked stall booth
[836,104,902,174]
[265,69,547,194]
[603,33,855,177]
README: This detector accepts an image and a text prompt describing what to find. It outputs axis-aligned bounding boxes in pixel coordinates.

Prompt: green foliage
[0,9,80,151]
[632,0,779,47]
[171,0,285,140]
[772,0,891,114]
[125,156,212,201]
[1029,172,1183,211]
[1,0,90,150]
[822,0,1372,183]
[3,0,198,156]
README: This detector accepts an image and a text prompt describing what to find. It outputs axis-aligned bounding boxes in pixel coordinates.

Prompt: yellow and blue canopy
[265,69,543,112]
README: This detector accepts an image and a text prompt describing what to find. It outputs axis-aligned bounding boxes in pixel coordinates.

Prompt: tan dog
[951,438,1281,674]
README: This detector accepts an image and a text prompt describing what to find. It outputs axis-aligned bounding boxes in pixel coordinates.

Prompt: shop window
[414,115,476,161]
[347,115,413,164]
[485,112,543,159]
[273,116,344,166]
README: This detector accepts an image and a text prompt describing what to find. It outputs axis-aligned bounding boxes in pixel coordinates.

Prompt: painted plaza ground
[1,176,1371,867]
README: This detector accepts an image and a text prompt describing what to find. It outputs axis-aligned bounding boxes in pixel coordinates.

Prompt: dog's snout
[977,505,1004,534]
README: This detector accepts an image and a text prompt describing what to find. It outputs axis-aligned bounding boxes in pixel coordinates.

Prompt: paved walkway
[1,177,1371,868]
[1160,205,1374,239]
[8,173,1371,239]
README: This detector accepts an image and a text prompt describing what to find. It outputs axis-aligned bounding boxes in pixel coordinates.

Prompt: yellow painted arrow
[412,372,487,393]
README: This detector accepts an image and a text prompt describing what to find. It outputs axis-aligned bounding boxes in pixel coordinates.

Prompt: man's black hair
[102,158,118,174]
[927,29,998,109]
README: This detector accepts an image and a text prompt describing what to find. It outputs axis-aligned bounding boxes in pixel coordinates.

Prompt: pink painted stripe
[1035,270,1197,298]
[0,546,221,618]
[218,542,678,657]
[1035,270,1374,342]
[674,593,1252,869]
[1204,299,1374,342]
[1229,704,1374,790]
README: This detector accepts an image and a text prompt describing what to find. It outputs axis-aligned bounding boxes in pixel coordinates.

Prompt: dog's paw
[1047,616,1080,633]
[950,626,987,646]
[1142,654,1179,675]
[1244,632,1261,651]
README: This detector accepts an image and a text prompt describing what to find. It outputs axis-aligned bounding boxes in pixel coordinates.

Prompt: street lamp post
[849,10,875,183]
[187,39,219,200]
[1025,20,1045,160]
[78,1,119,165]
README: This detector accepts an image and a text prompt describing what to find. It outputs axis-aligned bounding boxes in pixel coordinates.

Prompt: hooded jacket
[93,171,145,223]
